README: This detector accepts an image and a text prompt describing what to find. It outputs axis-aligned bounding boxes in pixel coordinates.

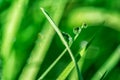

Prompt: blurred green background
[0,0,120,80]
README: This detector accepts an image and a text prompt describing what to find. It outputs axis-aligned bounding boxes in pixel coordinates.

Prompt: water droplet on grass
[81,23,88,28]
[62,32,73,46]
[73,27,81,34]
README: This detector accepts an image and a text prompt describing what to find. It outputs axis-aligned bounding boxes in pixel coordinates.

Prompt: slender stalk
[38,48,67,80]
[58,61,75,80]
[19,0,68,80]
[40,7,75,70]
[40,8,83,80]
[38,27,82,79]
[57,41,88,80]
[57,34,96,79]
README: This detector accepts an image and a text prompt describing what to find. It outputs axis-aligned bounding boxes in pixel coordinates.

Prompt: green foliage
[0,0,120,80]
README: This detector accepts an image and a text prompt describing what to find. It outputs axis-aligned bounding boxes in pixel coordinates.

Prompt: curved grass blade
[58,33,97,80]
[19,1,67,80]
[40,8,83,80]
[57,40,88,80]
[38,26,84,79]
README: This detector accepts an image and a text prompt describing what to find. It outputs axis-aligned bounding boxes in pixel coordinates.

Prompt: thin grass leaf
[57,61,75,80]
[38,48,67,80]
[38,26,83,79]
[57,40,88,80]
[1,0,29,61]
[69,32,100,80]
[40,8,83,80]
[58,33,96,80]
[19,1,68,80]
[1,0,29,79]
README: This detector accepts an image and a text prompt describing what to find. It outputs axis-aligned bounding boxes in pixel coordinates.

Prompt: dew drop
[73,27,81,34]
[81,23,88,28]
[62,31,73,45]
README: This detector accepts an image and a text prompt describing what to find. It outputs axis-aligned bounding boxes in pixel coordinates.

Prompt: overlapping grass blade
[38,26,83,79]
[40,8,83,80]
[19,0,68,80]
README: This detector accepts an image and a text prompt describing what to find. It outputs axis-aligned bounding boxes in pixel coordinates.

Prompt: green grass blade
[19,1,68,80]
[57,34,96,79]
[91,45,120,80]
[40,8,83,80]
[1,0,29,79]
[57,41,88,80]
[38,26,83,79]
[38,48,67,80]
[58,61,75,80]
[1,0,29,61]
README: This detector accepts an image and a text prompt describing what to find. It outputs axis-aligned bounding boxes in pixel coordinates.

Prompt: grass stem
[40,8,83,80]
